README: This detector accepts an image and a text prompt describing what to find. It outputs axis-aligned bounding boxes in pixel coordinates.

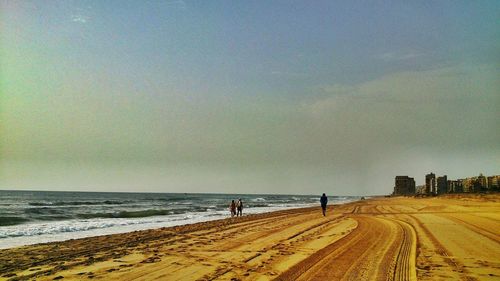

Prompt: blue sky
[1,1,499,195]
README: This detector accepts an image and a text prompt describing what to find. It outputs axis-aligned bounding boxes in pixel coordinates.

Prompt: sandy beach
[1,194,499,281]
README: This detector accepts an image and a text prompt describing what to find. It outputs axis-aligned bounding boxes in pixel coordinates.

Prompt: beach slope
[1,195,499,280]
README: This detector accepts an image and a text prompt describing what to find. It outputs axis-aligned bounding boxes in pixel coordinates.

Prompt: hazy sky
[1,1,499,195]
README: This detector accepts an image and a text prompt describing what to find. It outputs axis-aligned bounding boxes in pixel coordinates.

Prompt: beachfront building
[487,176,499,191]
[447,180,462,193]
[477,174,487,192]
[461,174,488,193]
[437,175,447,195]
[425,173,436,195]
[455,179,464,193]
[398,173,498,195]
[463,178,474,193]
[394,176,416,195]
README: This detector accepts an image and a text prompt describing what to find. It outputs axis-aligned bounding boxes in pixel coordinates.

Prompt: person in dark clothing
[236,198,243,217]
[320,193,328,216]
[229,200,237,217]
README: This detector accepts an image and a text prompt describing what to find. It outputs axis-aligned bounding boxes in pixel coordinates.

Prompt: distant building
[447,180,453,193]
[463,178,474,193]
[437,175,447,195]
[447,180,461,193]
[487,176,499,191]
[462,174,488,193]
[425,173,436,195]
[394,176,416,195]
[477,173,487,192]
[397,173,499,195]
[455,179,464,193]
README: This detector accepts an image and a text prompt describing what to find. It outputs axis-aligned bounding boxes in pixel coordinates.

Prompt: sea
[0,190,361,249]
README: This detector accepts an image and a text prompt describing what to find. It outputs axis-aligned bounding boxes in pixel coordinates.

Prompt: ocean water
[0,190,360,249]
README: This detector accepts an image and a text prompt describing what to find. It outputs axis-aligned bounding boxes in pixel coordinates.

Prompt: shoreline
[1,194,499,280]
[0,200,361,250]
[0,204,319,250]
[1,193,363,250]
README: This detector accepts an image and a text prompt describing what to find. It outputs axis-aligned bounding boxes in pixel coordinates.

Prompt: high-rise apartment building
[437,175,447,195]
[394,176,416,195]
[425,173,436,195]
[487,176,499,191]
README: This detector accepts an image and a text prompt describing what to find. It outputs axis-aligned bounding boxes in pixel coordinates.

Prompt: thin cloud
[317,84,357,96]
[71,14,89,24]
[307,64,499,116]
[376,51,424,61]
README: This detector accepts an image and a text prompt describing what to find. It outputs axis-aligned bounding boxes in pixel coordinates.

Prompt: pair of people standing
[229,198,243,217]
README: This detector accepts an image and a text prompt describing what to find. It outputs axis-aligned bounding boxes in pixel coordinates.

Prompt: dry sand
[1,194,499,280]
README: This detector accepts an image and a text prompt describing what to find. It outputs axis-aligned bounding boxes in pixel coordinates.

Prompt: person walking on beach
[229,200,237,218]
[236,198,243,217]
[320,193,328,216]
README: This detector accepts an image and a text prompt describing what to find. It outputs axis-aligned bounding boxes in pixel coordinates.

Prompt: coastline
[1,192,362,250]
[0,204,320,250]
[0,205,320,249]
[1,194,499,280]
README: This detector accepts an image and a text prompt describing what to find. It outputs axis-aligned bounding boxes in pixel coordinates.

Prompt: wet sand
[1,194,499,280]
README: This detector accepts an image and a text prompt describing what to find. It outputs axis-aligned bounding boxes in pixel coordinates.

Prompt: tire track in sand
[202,216,346,280]
[408,215,477,281]
[441,213,500,244]
[274,215,416,281]
[386,218,418,281]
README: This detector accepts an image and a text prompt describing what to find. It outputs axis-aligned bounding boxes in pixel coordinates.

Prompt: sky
[1,0,499,195]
